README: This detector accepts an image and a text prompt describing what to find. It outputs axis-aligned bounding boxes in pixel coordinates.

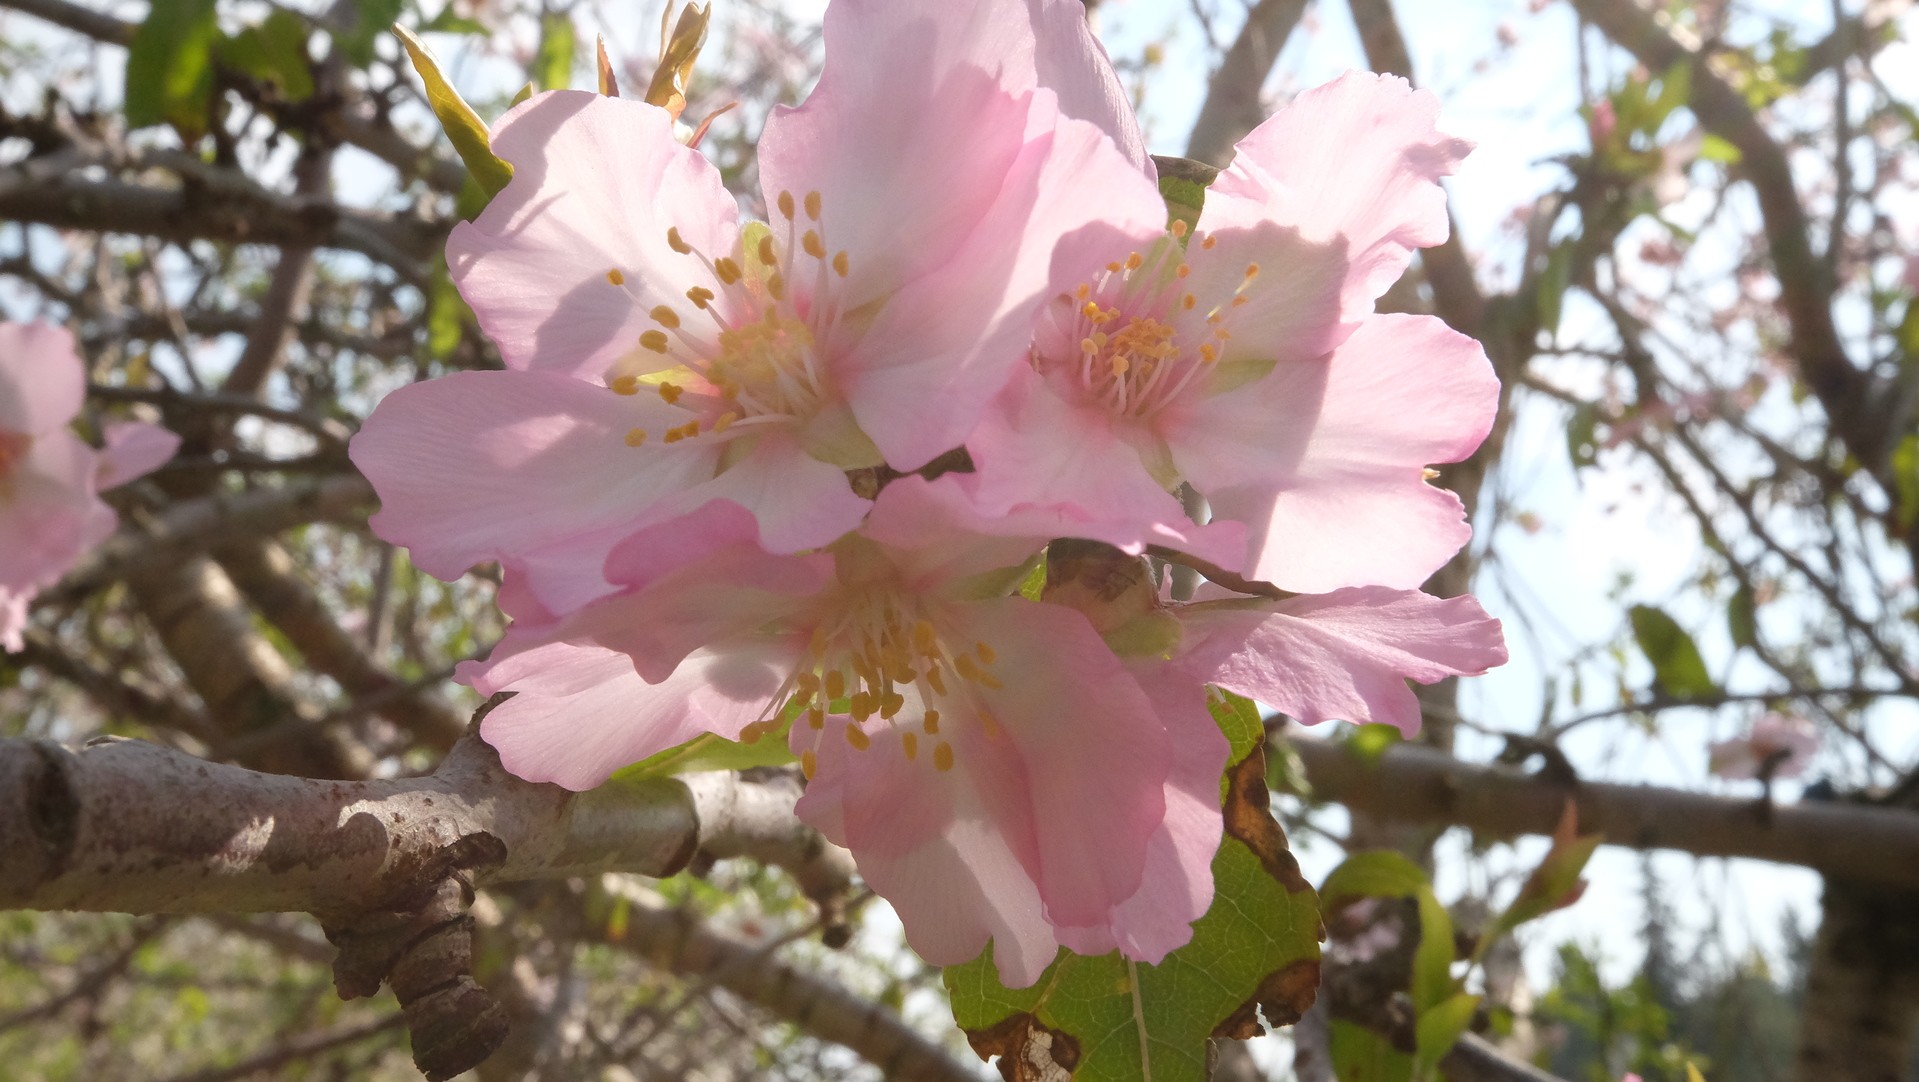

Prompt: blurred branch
[1287,736,1919,889]
[1184,0,1311,167]
[155,1014,406,1082]
[603,883,977,1082]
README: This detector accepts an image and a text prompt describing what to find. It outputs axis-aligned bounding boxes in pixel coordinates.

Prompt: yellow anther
[686,285,715,308]
[624,428,649,446]
[1170,219,1189,238]
[663,428,686,444]
[1125,251,1143,270]
[801,749,817,778]
[606,268,625,286]
[757,235,777,265]
[1111,357,1130,376]
[933,742,954,772]
[611,375,642,395]
[1080,338,1100,356]
[738,721,764,745]
[926,665,947,697]
[1201,235,1218,249]
[796,671,821,695]
[850,692,874,721]
[640,330,671,353]
[650,306,681,329]
[810,627,829,657]
[777,190,796,219]
[880,691,905,719]
[1200,343,1219,363]
[767,273,786,301]
[975,641,995,665]
[658,382,683,404]
[1232,295,1250,307]
[901,731,918,760]
[712,411,738,433]
[846,724,871,751]
[1182,294,1197,310]
[715,257,742,284]
[913,620,938,656]
[1244,262,1260,279]
[824,670,846,700]
[1176,263,1191,279]
[804,191,822,219]
[1424,467,1443,480]
[808,706,826,729]
[1106,261,1124,273]
[666,227,692,254]
[802,230,825,259]
[955,654,985,683]
[922,709,941,735]
[1082,301,1104,321]
[832,251,849,277]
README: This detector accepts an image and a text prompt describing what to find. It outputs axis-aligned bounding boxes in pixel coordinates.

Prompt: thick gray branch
[1290,738,1919,889]
[0,733,842,919]
[1184,0,1310,168]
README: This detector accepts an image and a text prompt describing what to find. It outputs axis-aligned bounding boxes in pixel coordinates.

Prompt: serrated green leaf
[218,10,316,103]
[1412,993,1480,1078]
[124,0,220,138]
[395,25,515,198]
[1627,604,1716,700]
[945,743,1320,1082]
[1728,583,1758,650]
[534,13,577,91]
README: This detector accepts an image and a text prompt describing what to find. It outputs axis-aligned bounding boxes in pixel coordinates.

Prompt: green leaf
[1207,689,1264,763]
[217,11,316,102]
[1627,604,1717,699]
[1697,133,1742,164]
[420,9,490,35]
[611,730,797,780]
[394,25,515,198]
[124,0,221,138]
[946,742,1321,1082]
[1347,722,1402,763]
[1151,154,1218,237]
[1727,583,1759,650]
[533,13,577,92]
[1411,890,1456,1012]
[1320,851,1430,910]
[338,0,404,67]
[1491,803,1602,935]
[1330,1020,1413,1082]
[1536,241,1574,339]
[1412,993,1480,1078]
[1016,559,1046,602]
[1893,434,1919,529]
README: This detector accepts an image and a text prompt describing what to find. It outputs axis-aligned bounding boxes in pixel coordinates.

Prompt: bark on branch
[1288,737,1919,889]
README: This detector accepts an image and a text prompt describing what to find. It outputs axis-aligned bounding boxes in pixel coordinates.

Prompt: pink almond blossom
[462,480,1175,987]
[959,72,1500,593]
[352,0,1160,614]
[1708,713,1818,780]
[0,323,179,650]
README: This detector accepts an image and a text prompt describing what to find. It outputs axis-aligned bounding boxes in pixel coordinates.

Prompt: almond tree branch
[1287,737,1919,889]
[1184,0,1311,167]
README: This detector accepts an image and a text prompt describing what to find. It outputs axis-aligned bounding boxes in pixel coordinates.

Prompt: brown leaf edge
[1212,742,1325,1037]
[966,1012,1083,1082]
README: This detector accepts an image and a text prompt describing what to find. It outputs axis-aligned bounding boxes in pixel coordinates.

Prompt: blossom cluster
[1,324,179,651]
[352,0,1508,985]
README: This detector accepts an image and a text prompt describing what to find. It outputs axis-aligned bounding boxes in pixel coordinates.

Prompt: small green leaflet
[395,25,515,198]
[124,0,221,138]
[1627,604,1717,700]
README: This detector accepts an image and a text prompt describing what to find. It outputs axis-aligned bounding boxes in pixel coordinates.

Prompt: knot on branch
[322,831,509,1081]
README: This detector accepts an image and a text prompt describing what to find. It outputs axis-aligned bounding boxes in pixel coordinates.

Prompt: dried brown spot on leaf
[966,1012,1082,1082]
[1222,743,1314,896]
[1213,958,1323,1038]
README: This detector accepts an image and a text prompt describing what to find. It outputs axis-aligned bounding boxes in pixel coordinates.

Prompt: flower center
[737,574,1007,782]
[602,189,853,449]
[1042,225,1256,420]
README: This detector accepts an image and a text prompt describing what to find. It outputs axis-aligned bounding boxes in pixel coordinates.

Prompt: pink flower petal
[0,431,103,592]
[1183,587,1507,736]
[95,421,180,490]
[447,91,740,381]
[1204,71,1472,324]
[351,369,721,590]
[794,711,1061,987]
[1053,665,1228,962]
[0,322,84,435]
[1172,314,1499,592]
[468,634,799,791]
[0,586,28,652]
